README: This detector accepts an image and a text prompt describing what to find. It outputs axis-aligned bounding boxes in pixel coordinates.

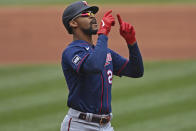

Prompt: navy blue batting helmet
[62,1,99,34]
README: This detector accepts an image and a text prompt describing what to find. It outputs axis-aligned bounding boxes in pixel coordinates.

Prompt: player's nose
[90,18,97,24]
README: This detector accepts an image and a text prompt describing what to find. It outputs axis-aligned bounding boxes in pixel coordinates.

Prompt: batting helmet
[62,1,99,34]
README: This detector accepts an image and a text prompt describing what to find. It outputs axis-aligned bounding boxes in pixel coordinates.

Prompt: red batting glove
[117,14,136,45]
[97,10,115,36]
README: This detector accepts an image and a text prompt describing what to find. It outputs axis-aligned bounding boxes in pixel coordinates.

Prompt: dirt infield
[0,5,196,64]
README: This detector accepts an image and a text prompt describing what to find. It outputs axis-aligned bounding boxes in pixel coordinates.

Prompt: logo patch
[72,55,81,65]
[105,53,112,66]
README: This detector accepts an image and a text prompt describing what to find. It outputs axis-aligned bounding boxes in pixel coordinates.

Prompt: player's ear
[69,20,78,28]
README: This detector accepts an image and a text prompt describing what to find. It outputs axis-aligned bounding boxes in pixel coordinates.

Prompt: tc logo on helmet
[82,1,88,5]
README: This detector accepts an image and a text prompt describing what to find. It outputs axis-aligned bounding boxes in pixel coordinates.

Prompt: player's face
[73,11,98,35]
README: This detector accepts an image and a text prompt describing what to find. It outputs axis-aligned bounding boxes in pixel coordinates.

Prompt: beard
[81,26,98,35]
[81,18,98,35]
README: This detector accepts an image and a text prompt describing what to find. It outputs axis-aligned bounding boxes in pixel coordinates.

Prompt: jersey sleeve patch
[72,55,81,65]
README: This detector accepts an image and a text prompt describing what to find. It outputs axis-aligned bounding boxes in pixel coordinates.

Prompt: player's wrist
[97,28,109,36]
[127,41,137,46]
[126,38,136,46]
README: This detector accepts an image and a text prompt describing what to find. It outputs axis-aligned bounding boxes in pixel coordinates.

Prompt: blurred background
[0,0,196,131]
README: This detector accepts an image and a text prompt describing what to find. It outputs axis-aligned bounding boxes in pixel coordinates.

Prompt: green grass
[0,60,196,131]
[0,0,196,6]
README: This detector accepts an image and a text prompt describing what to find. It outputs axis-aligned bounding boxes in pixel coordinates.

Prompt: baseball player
[61,1,144,131]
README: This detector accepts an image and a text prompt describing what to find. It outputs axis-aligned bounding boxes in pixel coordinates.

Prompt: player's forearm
[82,35,108,73]
[123,43,144,78]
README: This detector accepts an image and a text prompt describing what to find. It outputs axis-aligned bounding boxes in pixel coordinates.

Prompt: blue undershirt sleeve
[111,43,144,78]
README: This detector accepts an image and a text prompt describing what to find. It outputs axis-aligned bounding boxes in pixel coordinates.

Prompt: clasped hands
[97,10,136,45]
